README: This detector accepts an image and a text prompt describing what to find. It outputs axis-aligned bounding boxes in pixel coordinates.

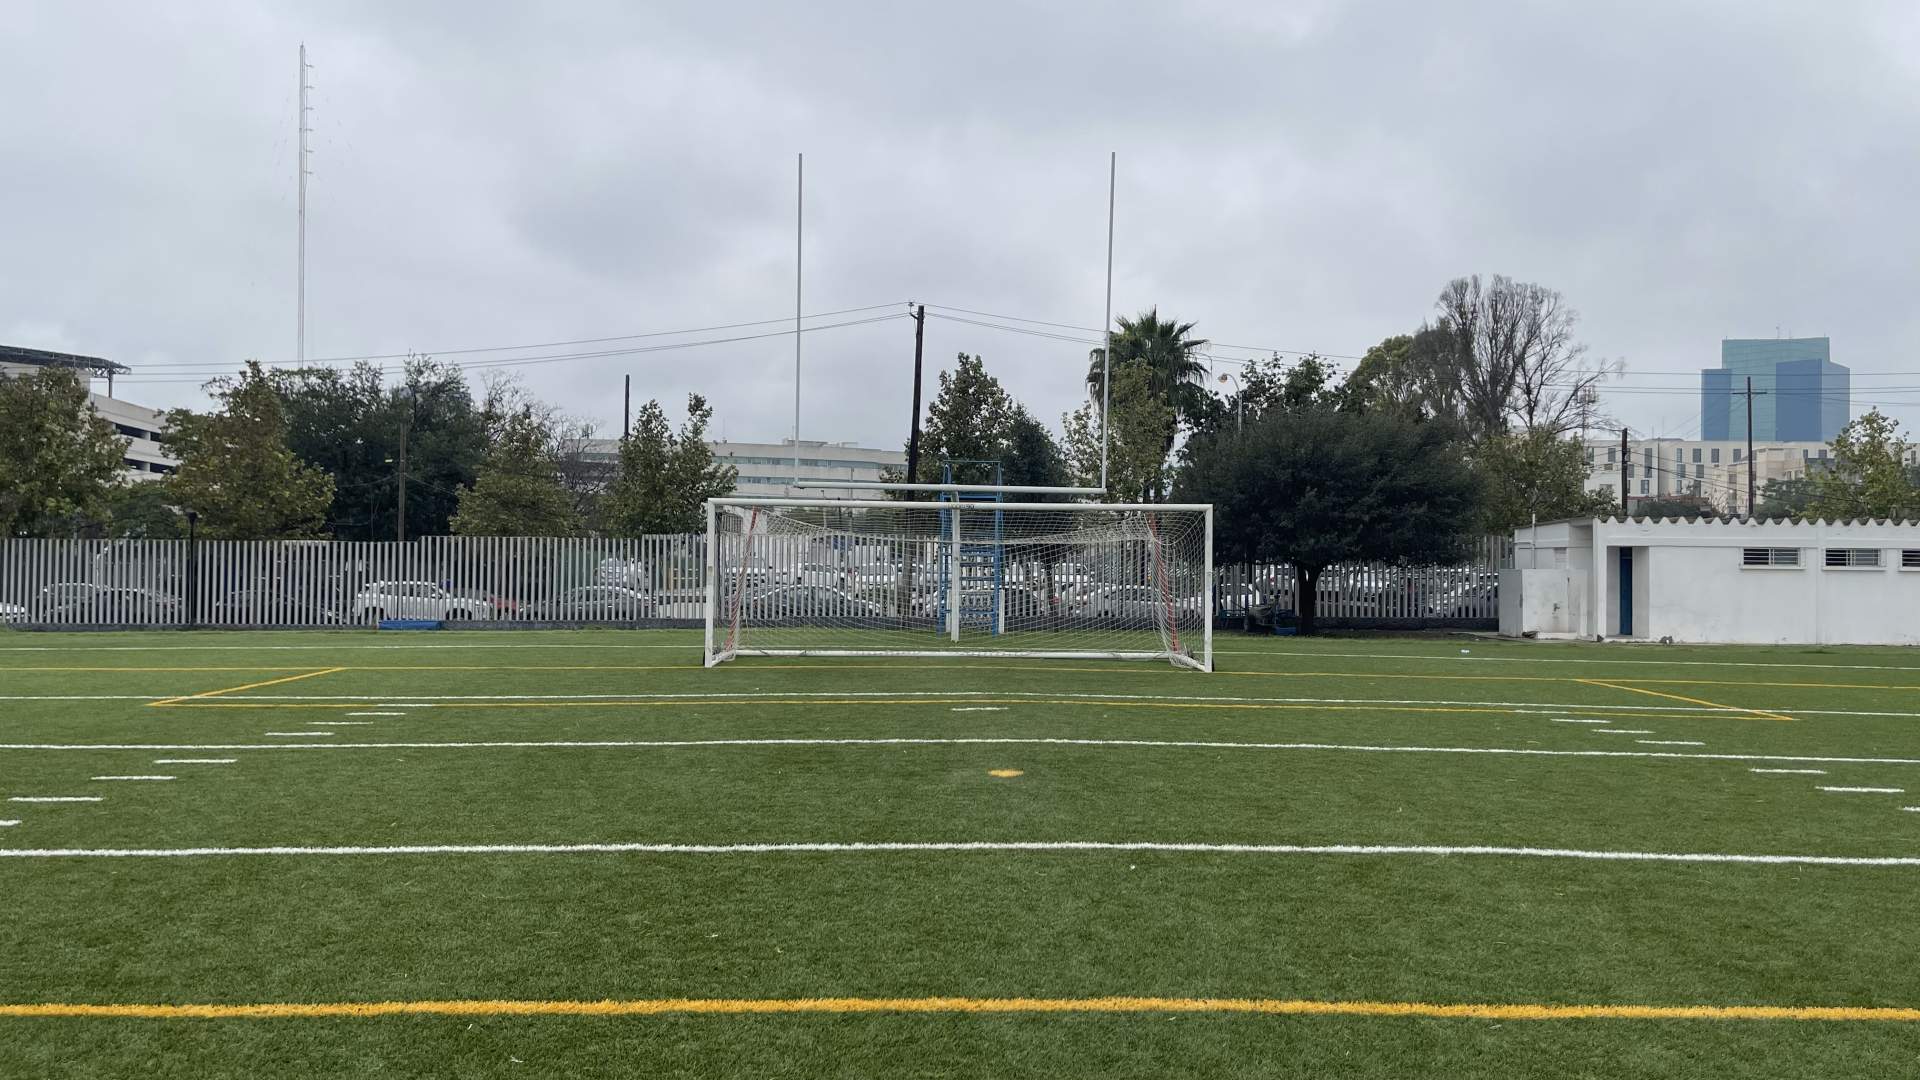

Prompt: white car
[351,581,492,622]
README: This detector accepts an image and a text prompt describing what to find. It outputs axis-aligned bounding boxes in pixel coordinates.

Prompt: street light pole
[1216,372,1243,434]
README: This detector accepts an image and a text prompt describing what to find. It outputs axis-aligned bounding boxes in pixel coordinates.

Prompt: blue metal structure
[938,460,1005,634]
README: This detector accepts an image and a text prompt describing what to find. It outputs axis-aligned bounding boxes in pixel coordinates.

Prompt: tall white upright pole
[793,152,803,483]
[1100,152,1115,493]
[297,44,312,365]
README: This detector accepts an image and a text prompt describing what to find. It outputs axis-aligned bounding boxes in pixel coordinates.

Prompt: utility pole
[297,44,313,365]
[1732,375,1768,518]
[623,374,631,439]
[903,304,926,491]
[1619,427,1630,518]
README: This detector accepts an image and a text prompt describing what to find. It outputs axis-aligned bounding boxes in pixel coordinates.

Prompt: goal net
[705,498,1212,670]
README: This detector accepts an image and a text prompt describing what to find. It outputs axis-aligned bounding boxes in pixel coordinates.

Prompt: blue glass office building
[1700,338,1847,442]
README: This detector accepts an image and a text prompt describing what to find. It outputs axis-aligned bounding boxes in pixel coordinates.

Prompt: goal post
[704,497,1213,671]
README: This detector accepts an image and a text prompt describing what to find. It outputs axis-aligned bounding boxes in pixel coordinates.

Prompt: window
[1692,448,1702,463]
[1585,448,1594,464]
[1625,463,1635,479]
[1902,550,1920,569]
[1819,448,1829,460]
[1642,448,1652,468]
[1825,548,1881,568]
[1711,448,1721,464]
[1606,447,1617,464]
[1638,480,1649,494]
[1733,448,1743,462]
[1743,548,1799,567]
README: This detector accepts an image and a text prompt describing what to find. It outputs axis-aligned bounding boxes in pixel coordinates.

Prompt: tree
[1632,495,1720,520]
[1471,430,1620,534]
[1174,409,1479,635]
[1063,363,1174,501]
[904,354,1021,485]
[0,366,126,537]
[603,394,736,535]
[1805,410,1920,521]
[270,357,487,539]
[99,484,186,539]
[164,361,335,539]
[1429,275,1614,441]
[1085,308,1210,425]
[449,408,582,536]
[1755,474,1817,520]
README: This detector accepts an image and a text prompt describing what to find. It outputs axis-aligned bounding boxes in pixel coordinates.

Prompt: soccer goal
[704,498,1212,670]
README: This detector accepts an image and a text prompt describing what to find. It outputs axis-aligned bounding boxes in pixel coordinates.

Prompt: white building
[1501,516,1920,644]
[579,437,907,499]
[1581,437,1833,514]
[1,345,178,481]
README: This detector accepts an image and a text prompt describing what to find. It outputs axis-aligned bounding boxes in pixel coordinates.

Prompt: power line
[112,313,914,385]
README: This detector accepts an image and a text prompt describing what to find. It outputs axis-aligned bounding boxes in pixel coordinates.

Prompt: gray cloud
[4,0,1918,449]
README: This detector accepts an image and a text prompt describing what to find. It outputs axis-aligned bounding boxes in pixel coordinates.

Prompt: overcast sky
[6,1,1919,448]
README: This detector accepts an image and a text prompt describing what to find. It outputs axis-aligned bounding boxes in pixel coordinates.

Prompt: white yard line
[91,775,174,782]
[1819,786,1904,794]
[1550,718,1612,724]
[1,838,1919,867]
[1751,768,1825,775]
[1,687,1913,721]
[950,707,1008,712]
[0,820,19,827]
[152,759,236,765]
[347,712,403,717]
[6,796,102,803]
[262,732,333,737]
[1595,730,1655,735]
[4,737,1920,771]
[1638,740,1706,746]
[310,722,374,726]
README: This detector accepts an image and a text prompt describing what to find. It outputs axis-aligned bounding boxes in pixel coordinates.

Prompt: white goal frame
[704,497,1213,671]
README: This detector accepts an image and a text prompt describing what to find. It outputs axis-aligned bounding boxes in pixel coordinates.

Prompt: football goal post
[704,498,1212,670]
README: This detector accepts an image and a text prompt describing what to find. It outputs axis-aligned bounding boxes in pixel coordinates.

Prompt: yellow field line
[148,668,349,708]
[0,667,304,672]
[1577,679,1794,722]
[149,696,1703,720]
[2,995,1916,1022]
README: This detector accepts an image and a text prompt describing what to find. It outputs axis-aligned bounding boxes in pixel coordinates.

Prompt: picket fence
[0,534,1508,629]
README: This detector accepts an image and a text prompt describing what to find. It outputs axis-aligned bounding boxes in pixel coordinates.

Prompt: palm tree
[1084,308,1210,425]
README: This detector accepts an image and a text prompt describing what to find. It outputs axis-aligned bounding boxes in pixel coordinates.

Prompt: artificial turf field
[4,631,1920,1077]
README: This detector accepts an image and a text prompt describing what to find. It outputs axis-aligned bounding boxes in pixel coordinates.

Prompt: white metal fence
[0,534,1505,629]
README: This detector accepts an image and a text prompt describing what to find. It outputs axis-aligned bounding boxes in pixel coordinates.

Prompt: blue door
[1618,547,1633,637]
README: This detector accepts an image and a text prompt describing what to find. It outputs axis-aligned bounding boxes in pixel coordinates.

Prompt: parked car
[350,581,493,622]
[741,584,882,619]
[452,587,521,619]
[0,601,29,623]
[43,588,183,624]
[1071,584,1204,620]
[528,586,656,621]
[35,582,99,616]
[207,590,341,626]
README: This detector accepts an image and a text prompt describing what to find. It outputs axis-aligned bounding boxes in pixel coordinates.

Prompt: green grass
[3,629,1920,1077]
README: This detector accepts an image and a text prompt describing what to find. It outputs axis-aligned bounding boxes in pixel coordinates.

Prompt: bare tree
[1432,275,1616,441]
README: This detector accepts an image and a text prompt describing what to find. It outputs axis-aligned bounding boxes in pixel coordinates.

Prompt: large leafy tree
[1756,474,1817,520]
[1471,429,1620,533]
[0,366,126,537]
[449,408,582,536]
[100,483,187,539]
[1805,410,1920,521]
[1175,408,1479,634]
[271,357,487,539]
[164,361,335,539]
[1062,363,1174,501]
[900,353,1066,489]
[603,394,736,535]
